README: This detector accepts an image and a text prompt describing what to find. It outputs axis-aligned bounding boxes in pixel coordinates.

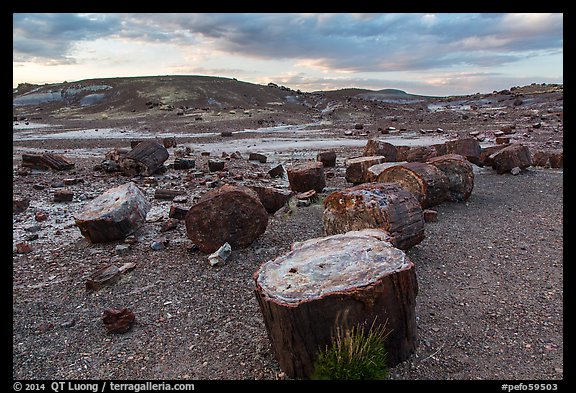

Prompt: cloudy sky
[13,13,563,96]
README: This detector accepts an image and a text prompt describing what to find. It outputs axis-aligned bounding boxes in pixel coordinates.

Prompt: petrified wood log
[363,139,398,161]
[316,151,336,167]
[249,186,293,214]
[323,182,424,250]
[74,182,151,243]
[376,162,449,208]
[154,188,186,200]
[443,137,481,165]
[531,150,563,168]
[479,143,511,167]
[366,162,408,182]
[254,229,418,379]
[426,154,474,202]
[184,184,268,253]
[121,141,169,176]
[345,155,386,184]
[21,153,75,171]
[405,146,438,162]
[102,308,135,334]
[489,143,532,174]
[286,162,326,193]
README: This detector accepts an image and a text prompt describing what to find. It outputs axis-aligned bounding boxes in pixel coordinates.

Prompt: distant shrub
[310,321,389,380]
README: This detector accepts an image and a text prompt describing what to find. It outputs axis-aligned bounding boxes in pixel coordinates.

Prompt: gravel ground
[12,162,563,381]
[12,81,564,383]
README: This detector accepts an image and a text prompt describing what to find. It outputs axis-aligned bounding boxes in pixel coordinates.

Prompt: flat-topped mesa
[254,229,418,379]
[323,182,425,250]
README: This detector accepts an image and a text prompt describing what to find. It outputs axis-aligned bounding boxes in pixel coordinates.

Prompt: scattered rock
[74,182,151,243]
[249,186,293,214]
[13,198,30,215]
[15,242,33,254]
[249,153,268,163]
[173,158,195,170]
[102,308,135,334]
[286,162,326,193]
[316,151,336,167]
[208,242,232,267]
[86,264,121,291]
[423,209,438,222]
[208,159,225,172]
[345,156,386,184]
[489,144,532,174]
[53,189,74,202]
[268,164,285,178]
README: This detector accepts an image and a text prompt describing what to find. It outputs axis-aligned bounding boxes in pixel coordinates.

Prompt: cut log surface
[323,182,424,250]
[479,144,511,167]
[377,162,450,208]
[185,184,268,253]
[367,162,408,182]
[74,182,151,243]
[426,154,474,202]
[120,141,169,176]
[254,229,418,379]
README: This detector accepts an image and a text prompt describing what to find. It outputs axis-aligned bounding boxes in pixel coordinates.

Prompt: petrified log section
[426,154,474,202]
[254,229,418,379]
[367,162,408,182]
[185,184,268,253]
[405,145,438,162]
[489,143,532,174]
[377,162,449,208]
[443,137,482,165]
[479,143,511,167]
[286,162,326,193]
[531,149,563,168]
[249,186,293,214]
[316,151,336,167]
[363,139,398,161]
[74,182,151,243]
[21,153,75,170]
[120,141,169,176]
[323,183,424,250]
[154,188,186,200]
[345,156,386,184]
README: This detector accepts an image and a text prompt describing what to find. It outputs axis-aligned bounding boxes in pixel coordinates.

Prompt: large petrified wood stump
[184,184,268,253]
[74,182,151,243]
[254,229,418,379]
[376,162,450,208]
[120,141,169,176]
[323,182,424,250]
[426,154,474,202]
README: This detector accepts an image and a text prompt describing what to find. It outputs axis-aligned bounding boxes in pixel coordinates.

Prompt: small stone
[102,308,135,334]
[423,209,438,223]
[115,244,131,256]
[511,167,521,175]
[35,211,49,221]
[54,189,74,202]
[15,242,33,254]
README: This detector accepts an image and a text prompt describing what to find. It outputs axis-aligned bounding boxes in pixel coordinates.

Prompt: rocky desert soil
[12,77,563,382]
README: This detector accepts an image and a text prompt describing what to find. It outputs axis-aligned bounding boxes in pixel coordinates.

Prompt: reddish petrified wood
[323,182,424,250]
[184,184,268,253]
[345,155,386,184]
[479,144,511,167]
[254,229,418,379]
[376,162,450,208]
[489,143,532,174]
[442,137,482,165]
[363,139,398,161]
[102,308,136,334]
[426,154,474,202]
[249,186,293,214]
[286,162,326,193]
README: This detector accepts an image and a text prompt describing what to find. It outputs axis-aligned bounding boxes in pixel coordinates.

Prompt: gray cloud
[13,13,563,73]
